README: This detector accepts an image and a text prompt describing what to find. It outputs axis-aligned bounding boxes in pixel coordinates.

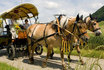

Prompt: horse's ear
[80,15,83,20]
[76,14,79,22]
[89,14,93,20]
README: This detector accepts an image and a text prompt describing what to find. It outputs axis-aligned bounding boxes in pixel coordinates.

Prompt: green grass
[71,49,104,59]
[43,47,104,59]
[0,62,19,70]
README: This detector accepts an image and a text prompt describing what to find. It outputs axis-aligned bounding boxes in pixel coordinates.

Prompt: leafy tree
[92,6,104,22]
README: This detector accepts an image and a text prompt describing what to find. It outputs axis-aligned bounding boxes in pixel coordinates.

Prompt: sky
[0,0,104,22]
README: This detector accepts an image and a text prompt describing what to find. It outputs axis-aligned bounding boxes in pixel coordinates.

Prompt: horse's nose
[95,30,102,36]
[95,32,102,36]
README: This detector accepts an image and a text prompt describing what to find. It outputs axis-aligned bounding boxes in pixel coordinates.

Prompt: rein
[93,28,100,32]
[27,32,58,46]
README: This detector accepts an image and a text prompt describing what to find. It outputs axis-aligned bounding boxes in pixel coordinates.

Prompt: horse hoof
[62,64,67,70]
[28,58,34,64]
[42,61,47,68]
[80,60,85,65]
[62,67,67,70]
[68,59,73,62]
[28,60,34,64]
[49,56,53,59]
[49,53,54,59]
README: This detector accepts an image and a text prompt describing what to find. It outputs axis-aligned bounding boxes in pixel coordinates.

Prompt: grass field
[43,21,104,59]
[0,62,19,70]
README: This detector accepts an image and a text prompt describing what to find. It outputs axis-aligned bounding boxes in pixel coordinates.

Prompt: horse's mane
[84,16,89,23]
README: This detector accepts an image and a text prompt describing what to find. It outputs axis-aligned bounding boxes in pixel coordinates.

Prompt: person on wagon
[23,19,30,29]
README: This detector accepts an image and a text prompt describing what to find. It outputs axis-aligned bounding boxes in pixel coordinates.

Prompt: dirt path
[0,49,104,70]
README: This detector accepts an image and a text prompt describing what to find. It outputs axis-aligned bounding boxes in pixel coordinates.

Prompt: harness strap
[55,16,71,53]
[56,17,61,34]
[27,32,58,46]
[72,22,77,33]
[43,24,48,47]
[78,31,87,37]
[31,25,38,37]
[54,23,74,36]
[61,37,70,53]
[31,24,38,46]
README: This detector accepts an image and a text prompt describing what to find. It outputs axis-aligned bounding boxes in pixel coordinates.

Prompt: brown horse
[67,14,102,64]
[50,14,102,65]
[27,14,89,69]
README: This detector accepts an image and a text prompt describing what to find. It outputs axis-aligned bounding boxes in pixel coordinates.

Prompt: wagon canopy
[0,3,39,20]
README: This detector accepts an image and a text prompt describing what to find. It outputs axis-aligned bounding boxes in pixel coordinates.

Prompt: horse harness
[28,16,87,53]
[28,15,68,48]
[72,21,87,38]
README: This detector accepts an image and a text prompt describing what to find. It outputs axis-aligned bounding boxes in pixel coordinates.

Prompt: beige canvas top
[0,3,39,19]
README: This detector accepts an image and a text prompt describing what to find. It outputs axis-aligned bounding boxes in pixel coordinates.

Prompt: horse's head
[84,14,102,36]
[67,14,89,42]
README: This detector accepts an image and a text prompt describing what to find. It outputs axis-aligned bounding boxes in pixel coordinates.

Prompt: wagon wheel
[35,44,43,55]
[7,45,15,60]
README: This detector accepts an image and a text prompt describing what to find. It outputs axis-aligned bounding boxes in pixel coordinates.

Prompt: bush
[95,45,104,50]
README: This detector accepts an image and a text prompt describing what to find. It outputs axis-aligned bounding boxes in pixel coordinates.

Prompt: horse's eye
[93,23,96,25]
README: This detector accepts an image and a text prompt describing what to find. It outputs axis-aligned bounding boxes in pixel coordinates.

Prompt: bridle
[93,28,101,32]
[87,20,101,32]
[72,21,87,38]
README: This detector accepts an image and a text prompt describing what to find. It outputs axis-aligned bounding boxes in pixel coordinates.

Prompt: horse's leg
[42,45,52,68]
[68,44,73,62]
[60,49,67,70]
[49,48,54,59]
[76,45,84,65]
[68,50,73,62]
[31,43,37,62]
[28,38,34,64]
